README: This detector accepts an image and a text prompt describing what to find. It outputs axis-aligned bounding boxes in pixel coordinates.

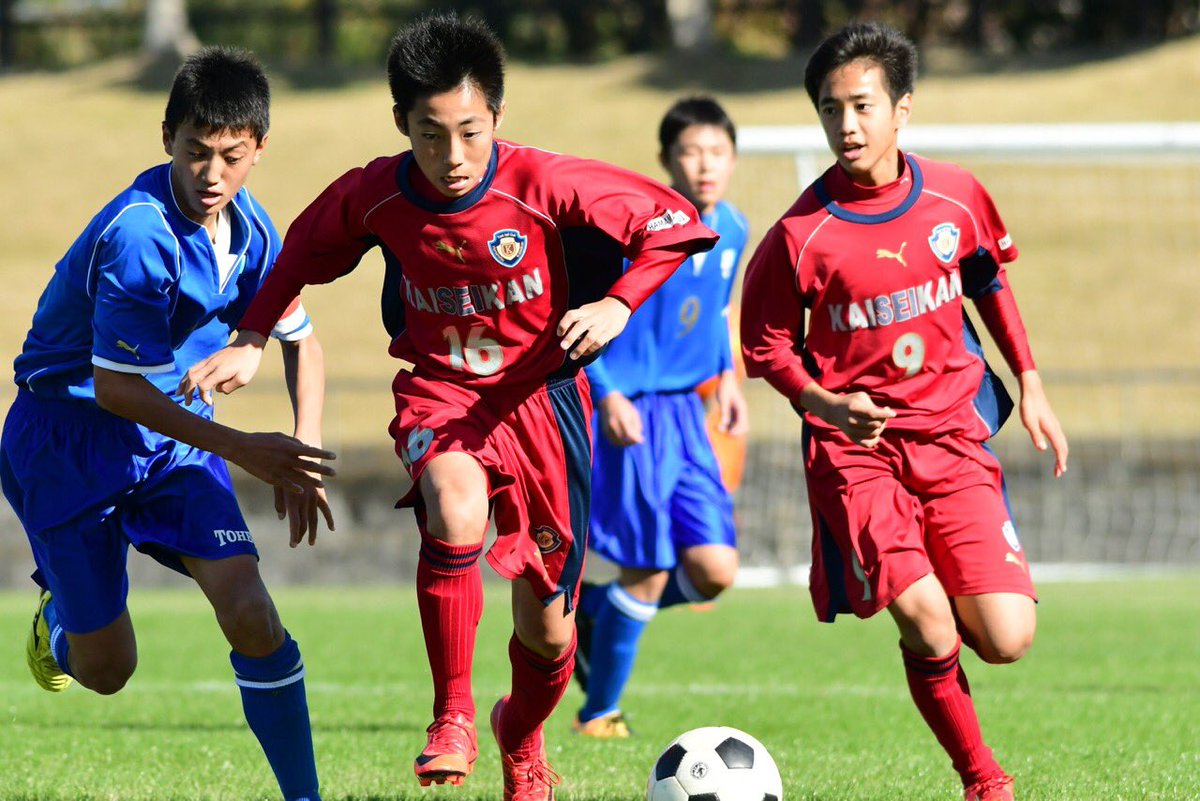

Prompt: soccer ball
[646,726,782,801]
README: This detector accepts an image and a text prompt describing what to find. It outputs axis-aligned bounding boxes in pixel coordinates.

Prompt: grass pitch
[0,576,1196,800]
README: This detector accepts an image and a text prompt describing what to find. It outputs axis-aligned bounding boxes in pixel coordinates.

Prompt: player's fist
[557,297,633,360]
[599,392,644,447]
[179,330,267,405]
[818,390,896,448]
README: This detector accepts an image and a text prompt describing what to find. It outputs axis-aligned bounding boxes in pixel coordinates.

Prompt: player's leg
[1,394,139,695]
[953,593,1036,664]
[888,574,1010,795]
[22,520,139,696]
[901,439,1033,799]
[413,451,489,785]
[660,392,739,609]
[577,391,671,734]
[921,443,1038,667]
[575,566,665,735]
[184,553,319,801]
[491,579,572,799]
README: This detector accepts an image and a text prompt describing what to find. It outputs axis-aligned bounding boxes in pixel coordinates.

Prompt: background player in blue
[573,97,750,737]
[0,48,334,801]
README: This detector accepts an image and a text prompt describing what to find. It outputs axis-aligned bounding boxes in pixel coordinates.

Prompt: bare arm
[94,366,335,493]
[278,334,335,545]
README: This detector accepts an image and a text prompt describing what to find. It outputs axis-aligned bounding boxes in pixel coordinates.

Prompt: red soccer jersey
[240,140,718,388]
[741,153,1022,439]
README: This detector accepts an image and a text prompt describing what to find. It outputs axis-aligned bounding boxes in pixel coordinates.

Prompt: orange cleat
[964,774,1014,801]
[490,696,561,801]
[414,711,478,787]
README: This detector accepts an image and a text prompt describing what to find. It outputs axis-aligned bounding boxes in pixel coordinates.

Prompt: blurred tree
[144,0,198,58]
[0,0,14,68]
[665,0,715,49]
[315,0,337,63]
[785,0,828,48]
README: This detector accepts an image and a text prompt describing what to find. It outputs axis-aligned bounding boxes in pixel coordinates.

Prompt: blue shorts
[0,390,256,634]
[589,390,735,570]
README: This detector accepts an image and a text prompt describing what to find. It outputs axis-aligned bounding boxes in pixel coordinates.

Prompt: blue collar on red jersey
[395,142,499,214]
[815,153,924,224]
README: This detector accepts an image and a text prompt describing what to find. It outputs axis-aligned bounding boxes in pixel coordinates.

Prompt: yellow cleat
[26,591,71,692]
[572,711,631,739]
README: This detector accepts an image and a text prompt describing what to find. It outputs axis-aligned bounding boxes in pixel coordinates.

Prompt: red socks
[498,633,576,757]
[417,532,484,721]
[901,637,1004,787]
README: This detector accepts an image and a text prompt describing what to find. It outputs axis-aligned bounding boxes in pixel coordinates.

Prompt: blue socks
[230,633,320,801]
[658,564,708,610]
[579,583,656,722]
[43,597,74,678]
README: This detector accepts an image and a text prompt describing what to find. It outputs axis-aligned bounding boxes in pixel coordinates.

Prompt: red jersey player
[740,22,1068,801]
[181,11,716,800]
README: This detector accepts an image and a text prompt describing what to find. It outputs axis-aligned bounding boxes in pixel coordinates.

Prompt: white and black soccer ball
[646,726,783,801]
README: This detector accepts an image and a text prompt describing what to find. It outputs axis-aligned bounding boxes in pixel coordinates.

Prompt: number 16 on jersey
[442,324,503,377]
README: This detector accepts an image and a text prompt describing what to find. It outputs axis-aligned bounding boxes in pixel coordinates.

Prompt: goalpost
[730,123,1200,585]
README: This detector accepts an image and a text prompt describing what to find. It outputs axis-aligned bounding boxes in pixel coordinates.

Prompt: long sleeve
[240,168,375,336]
[740,226,814,404]
[972,274,1035,375]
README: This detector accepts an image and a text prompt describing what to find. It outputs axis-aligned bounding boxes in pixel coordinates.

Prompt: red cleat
[414,711,478,787]
[490,696,561,801]
[964,774,1014,801]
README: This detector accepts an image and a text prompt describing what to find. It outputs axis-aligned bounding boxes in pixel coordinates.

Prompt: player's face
[662,124,736,216]
[163,122,265,232]
[817,59,911,186]
[398,81,504,199]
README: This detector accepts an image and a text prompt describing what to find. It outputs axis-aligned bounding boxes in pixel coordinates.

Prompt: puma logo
[434,240,467,262]
[1005,552,1028,572]
[876,242,907,267]
[116,340,141,360]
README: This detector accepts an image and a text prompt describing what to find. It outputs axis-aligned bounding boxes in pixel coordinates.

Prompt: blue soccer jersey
[585,200,748,571]
[12,163,309,412]
[586,200,748,400]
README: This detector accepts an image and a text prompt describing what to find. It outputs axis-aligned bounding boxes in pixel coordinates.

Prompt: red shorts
[389,370,593,610]
[804,426,1036,623]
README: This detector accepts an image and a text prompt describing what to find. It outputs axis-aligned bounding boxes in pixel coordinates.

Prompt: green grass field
[1,577,1197,800]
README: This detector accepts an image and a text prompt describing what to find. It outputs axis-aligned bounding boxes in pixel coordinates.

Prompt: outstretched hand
[179,330,268,405]
[557,297,632,361]
[229,431,336,494]
[1018,371,1068,477]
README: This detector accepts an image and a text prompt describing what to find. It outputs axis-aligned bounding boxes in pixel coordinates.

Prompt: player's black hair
[164,46,270,141]
[387,11,506,120]
[804,22,918,107]
[658,96,737,154]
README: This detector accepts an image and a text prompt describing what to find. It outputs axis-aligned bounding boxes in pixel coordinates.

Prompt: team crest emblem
[928,223,960,263]
[534,525,562,554]
[488,229,528,268]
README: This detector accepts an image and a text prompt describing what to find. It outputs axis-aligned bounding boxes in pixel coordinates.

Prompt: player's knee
[975,629,1034,664]
[682,547,739,599]
[77,654,137,695]
[519,628,575,661]
[687,560,737,598]
[423,485,488,544]
[216,590,282,651]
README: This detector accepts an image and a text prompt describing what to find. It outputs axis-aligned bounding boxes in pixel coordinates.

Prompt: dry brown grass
[2,37,1198,442]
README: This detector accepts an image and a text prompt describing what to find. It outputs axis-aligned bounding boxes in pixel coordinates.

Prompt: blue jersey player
[0,48,334,801]
[574,97,749,737]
